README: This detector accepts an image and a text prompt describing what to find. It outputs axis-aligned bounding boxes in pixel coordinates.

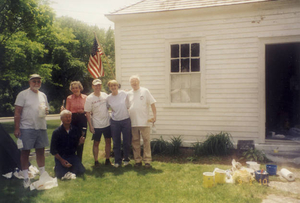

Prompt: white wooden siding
[112,0,300,144]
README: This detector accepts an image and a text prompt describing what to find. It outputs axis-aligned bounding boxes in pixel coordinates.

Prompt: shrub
[170,136,182,155]
[151,136,183,156]
[193,132,234,156]
[240,149,269,163]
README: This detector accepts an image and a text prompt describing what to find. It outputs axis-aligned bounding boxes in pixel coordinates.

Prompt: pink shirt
[66,94,87,113]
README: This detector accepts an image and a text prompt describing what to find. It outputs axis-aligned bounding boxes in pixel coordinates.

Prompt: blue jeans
[110,118,132,164]
[54,155,85,179]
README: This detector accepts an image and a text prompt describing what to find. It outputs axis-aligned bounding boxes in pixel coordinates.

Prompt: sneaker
[23,178,31,189]
[145,163,152,168]
[114,163,120,168]
[94,161,100,166]
[105,159,111,166]
[123,161,130,166]
[134,163,142,167]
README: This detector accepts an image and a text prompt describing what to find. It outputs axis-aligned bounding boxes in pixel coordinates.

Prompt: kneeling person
[50,110,85,179]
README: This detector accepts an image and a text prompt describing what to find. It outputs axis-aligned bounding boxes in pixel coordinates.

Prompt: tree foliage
[0,0,115,116]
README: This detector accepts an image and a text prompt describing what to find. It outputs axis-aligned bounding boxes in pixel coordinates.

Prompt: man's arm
[14,105,23,138]
[85,112,95,134]
[151,103,157,123]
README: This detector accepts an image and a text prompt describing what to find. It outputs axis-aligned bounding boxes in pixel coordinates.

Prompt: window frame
[164,38,208,109]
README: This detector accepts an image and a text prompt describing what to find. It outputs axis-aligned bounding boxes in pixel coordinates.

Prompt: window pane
[171,59,179,72]
[181,59,189,72]
[181,89,191,103]
[171,74,181,90]
[191,43,200,57]
[190,88,200,102]
[191,59,200,72]
[171,44,179,58]
[181,74,190,88]
[181,44,189,57]
[191,74,200,87]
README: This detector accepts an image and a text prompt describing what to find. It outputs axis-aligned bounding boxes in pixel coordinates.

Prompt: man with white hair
[14,74,49,188]
[128,75,156,168]
[50,110,85,179]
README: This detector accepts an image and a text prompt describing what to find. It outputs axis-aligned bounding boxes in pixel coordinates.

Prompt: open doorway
[265,42,300,139]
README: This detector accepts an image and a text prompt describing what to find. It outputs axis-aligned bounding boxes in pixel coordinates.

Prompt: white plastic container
[246,161,260,170]
[17,138,23,149]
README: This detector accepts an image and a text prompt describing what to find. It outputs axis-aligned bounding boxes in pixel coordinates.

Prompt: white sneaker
[23,178,31,189]
[114,163,120,168]
[123,161,130,166]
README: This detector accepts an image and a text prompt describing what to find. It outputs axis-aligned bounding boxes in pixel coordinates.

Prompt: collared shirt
[66,94,87,113]
[50,124,81,157]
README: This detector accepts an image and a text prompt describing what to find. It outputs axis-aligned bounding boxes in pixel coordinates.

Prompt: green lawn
[0,120,280,203]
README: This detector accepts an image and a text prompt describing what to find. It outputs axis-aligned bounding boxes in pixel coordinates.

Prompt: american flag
[88,37,104,78]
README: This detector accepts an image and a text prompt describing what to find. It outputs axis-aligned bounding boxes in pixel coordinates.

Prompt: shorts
[20,129,49,150]
[92,126,112,141]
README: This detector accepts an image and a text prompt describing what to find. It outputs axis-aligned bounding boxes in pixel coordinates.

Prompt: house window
[170,43,201,103]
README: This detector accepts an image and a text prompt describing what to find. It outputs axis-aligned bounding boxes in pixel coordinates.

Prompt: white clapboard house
[106,0,300,147]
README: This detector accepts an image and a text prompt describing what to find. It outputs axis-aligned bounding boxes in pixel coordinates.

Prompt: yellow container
[215,170,226,184]
[203,172,214,188]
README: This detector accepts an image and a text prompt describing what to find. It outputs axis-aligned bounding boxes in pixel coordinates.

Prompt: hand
[89,126,95,134]
[45,107,49,115]
[79,136,85,145]
[60,106,65,112]
[148,118,156,123]
[14,129,21,138]
[61,159,72,168]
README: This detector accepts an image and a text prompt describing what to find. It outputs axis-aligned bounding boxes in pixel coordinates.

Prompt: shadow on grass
[0,176,42,202]
[85,163,163,178]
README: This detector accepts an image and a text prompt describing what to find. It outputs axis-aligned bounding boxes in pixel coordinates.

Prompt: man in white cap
[128,75,156,168]
[84,79,112,166]
[14,74,49,188]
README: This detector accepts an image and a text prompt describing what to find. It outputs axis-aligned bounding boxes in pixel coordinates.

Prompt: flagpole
[93,32,116,79]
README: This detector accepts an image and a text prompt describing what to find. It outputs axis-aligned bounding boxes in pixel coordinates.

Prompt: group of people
[14,74,156,188]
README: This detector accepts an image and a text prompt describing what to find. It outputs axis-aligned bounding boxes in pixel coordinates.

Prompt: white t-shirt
[84,92,110,128]
[106,90,130,121]
[14,88,49,130]
[128,87,156,127]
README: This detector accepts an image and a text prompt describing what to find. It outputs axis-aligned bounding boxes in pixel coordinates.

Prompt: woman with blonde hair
[106,80,131,168]
[62,81,87,162]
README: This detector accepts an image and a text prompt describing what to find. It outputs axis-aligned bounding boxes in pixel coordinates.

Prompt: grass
[0,120,298,203]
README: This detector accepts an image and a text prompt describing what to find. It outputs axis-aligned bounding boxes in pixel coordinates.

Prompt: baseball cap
[29,74,42,80]
[92,79,102,85]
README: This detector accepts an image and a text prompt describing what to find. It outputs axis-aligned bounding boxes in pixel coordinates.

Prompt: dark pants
[54,155,85,179]
[110,118,132,164]
[71,113,87,162]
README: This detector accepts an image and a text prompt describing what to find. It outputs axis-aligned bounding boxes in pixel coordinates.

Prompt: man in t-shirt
[84,79,112,166]
[128,75,156,168]
[14,74,50,188]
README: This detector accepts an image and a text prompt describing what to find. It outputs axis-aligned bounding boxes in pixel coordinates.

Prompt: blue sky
[50,0,140,30]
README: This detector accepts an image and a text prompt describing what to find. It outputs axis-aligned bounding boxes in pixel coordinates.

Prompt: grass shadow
[0,176,41,202]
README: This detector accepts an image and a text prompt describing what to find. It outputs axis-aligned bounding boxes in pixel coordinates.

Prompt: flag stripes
[88,37,104,78]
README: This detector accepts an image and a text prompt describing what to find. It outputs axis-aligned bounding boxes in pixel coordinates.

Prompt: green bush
[193,132,234,156]
[240,149,269,163]
[151,136,182,156]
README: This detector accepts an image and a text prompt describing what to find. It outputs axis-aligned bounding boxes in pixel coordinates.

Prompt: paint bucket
[203,172,214,188]
[255,170,269,185]
[215,169,226,184]
[266,164,277,175]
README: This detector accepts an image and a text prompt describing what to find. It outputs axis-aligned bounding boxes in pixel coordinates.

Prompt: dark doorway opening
[266,42,300,139]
